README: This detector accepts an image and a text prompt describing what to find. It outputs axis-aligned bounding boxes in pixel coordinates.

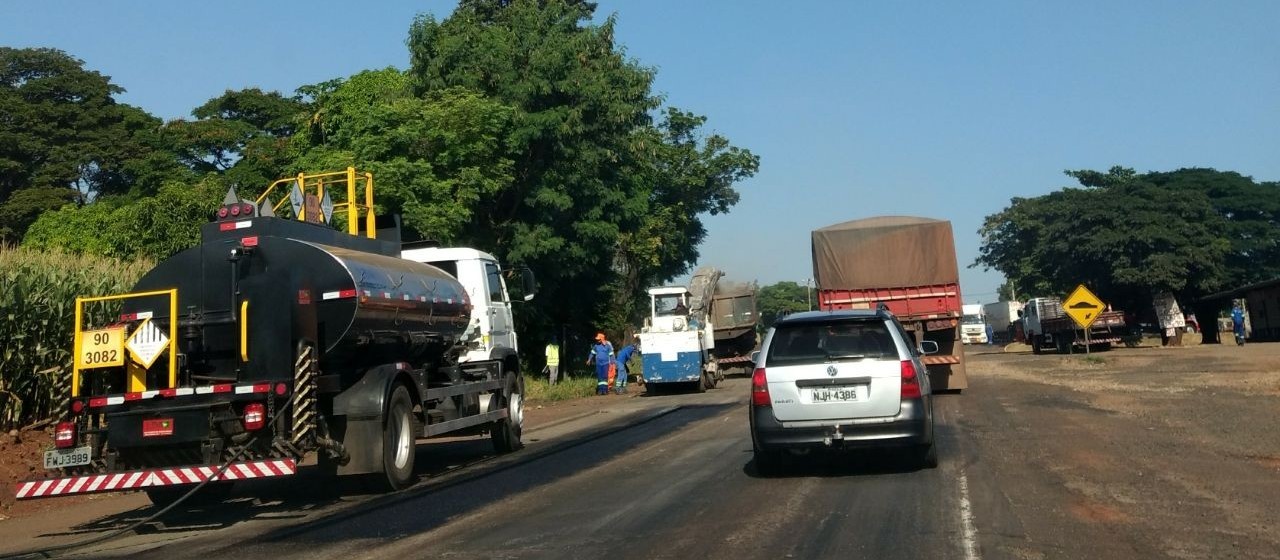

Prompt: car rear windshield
[767,320,898,366]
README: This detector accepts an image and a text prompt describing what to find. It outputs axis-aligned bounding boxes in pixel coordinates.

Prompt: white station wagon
[749,309,938,473]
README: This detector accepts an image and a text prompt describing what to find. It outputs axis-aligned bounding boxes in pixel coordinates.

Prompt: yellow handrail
[240,300,249,362]
[254,167,378,239]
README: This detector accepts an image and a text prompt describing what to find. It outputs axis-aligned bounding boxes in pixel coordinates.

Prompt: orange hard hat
[595,332,606,341]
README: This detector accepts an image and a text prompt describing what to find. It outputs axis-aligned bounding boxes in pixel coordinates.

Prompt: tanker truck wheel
[491,375,524,454]
[380,385,416,491]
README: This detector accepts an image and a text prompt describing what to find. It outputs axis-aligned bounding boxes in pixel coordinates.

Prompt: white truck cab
[647,286,694,332]
[960,303,988,344]
[401,246,534,362]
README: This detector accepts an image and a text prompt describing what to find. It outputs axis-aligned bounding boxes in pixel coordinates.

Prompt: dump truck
[16,169,535,503]
[708,281,759,376]
[811,216,967,391]
[1020,296,1126,354]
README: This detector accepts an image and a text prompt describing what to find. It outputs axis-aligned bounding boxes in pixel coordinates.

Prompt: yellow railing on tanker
[72,289,178,397]
[255,167,377,239]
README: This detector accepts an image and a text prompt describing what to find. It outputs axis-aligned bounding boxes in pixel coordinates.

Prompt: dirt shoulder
[962,342,1280,558]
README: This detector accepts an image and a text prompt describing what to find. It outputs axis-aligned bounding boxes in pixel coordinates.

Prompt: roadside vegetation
[525,376,598,403]
[0,246,151,428]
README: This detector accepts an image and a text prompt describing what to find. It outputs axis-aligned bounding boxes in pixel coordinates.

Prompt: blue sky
[4,1,1278,303]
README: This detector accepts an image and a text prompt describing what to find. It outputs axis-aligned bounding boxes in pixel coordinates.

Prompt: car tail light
[900,360,922,399]
[55,422,76,449]
[751,367,771,407]
[244,402,266,431]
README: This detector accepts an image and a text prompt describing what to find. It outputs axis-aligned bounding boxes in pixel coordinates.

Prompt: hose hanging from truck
[10,387,306,559]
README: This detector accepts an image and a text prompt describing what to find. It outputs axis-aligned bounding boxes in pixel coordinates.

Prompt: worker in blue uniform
[614,336,640,394]
[1232,305,1246,346]
[586,333,614,395]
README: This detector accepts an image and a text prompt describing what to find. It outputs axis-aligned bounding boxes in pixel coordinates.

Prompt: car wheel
[915,442,938,469]
[753,446,786,476]
[380,385,416,491]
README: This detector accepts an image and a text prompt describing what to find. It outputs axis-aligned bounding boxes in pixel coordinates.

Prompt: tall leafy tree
[408,0,657,332]
[406,0,757,343]
[292,69,516,242]
[0,48,168,241]
[605,109,759,332]
[166,88,308,189]
[1143,168,1280,287]
[976,166,1244,315]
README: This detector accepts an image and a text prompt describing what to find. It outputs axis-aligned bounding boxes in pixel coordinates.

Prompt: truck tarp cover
[811,216,959,290]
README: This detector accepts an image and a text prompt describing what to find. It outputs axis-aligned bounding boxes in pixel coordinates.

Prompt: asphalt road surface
[7,344,1279,559]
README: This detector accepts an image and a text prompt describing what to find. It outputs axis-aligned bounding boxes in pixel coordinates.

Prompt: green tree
[407,0,660,338]
[976,167,1235,313]
[605,109,759,332]
[406,0,757,343]
[0,48,170,241]
[24,177,225,260]
[757,281,810,328]
[1142,168,1280,287]
[166,88,308,189]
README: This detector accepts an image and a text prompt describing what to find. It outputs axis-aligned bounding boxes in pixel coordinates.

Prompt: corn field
[0,246,152,429]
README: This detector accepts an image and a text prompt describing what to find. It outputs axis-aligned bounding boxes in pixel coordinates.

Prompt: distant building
[1202,277,1280,342]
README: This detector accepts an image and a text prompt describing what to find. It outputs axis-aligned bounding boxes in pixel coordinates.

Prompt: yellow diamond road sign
[1062,284,1106,329]
[126,318,170,369]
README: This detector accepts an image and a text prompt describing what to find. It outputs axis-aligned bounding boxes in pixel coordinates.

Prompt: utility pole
[805,278,813,311]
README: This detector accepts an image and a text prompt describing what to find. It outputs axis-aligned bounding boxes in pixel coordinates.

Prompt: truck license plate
[143,418,174,437]
[44,446,92,470]
[810,386,859,403]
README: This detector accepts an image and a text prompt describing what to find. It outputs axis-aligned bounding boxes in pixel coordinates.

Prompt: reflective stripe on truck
[14,458,296,499]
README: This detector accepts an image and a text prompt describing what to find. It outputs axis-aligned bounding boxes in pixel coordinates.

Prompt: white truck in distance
[961,303,988,344]
[982,301,1024,344]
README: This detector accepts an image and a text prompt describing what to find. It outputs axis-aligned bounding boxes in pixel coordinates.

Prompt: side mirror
[920,340,940,355]
[750,350,761,364]
[506,266,537,302]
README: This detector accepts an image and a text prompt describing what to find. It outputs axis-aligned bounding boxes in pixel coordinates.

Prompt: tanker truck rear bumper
[15,458,296,499]
[15,381,298,500]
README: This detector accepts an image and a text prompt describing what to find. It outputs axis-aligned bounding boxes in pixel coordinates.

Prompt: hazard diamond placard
[126,318,170,368]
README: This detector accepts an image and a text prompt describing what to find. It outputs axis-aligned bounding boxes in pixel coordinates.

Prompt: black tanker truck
[16,170,535,503]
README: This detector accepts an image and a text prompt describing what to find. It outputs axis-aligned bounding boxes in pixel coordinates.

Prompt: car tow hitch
[823,426,844,447]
